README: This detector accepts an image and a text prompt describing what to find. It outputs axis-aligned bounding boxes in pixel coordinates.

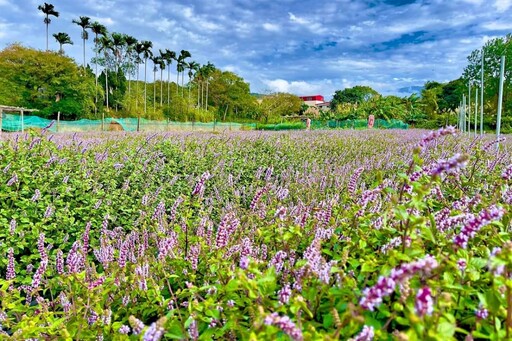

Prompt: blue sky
[0,0,511,99]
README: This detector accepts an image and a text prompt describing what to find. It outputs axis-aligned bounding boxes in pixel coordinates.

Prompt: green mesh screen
[0,113,256,132]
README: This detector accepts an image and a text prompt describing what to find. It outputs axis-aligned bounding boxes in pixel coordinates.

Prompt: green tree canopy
[0,44,95,119]
[258,93,303,123]
[330,85,380,110]
[463,34,512,119]
[207,69,257,121]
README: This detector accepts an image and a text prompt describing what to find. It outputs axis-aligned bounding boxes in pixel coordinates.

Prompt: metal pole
[21,110,24,133]
[475,88,478,138]
[460,101,463,131]
[468,83,471,134]
[480,49,484,136]
[0,108,2,136]
[462,95,466,132]
[496,55,505,150]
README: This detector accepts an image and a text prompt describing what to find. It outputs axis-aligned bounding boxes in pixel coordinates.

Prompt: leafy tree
[38,2,59,51]
[258,93,303,122]
[72,16,91,71]
[463,34,512,126]
[98,68,126,114]
[330,85,379,110]
[420,82,443,118]
[52,32,73,55]
[438,78,464,112]
[90,21,107,117]
[0,44,95,119]
[207,69,256,121]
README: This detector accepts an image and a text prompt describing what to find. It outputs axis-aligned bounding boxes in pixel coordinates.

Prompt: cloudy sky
[0,0,511,99]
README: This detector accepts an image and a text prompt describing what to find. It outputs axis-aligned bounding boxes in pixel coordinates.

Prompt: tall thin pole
[459,101,464,131]
[462,95,466,132]
[480,49,484,136]
[468,83,471,134]
[475,88,478,138]
[496,55,505,150]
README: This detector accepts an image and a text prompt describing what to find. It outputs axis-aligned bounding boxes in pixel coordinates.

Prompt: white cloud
[90,16,115,26]
[495,0,512,11]
[263,79,322,95]
[262,23,280,32]
[482,21,512,31]
[288,12,308,25]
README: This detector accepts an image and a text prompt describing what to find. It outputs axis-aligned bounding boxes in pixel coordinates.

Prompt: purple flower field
[0,128,511,340]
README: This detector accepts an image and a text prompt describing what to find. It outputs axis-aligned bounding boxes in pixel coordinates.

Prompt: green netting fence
[0,113,257,132]
[311,119,408,130]
[0,113,408,132]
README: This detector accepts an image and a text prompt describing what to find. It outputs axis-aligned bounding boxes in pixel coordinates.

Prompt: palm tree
[177,50,191,97]
[124,35,138,111]
[90,22,108,117]
[72,16,91,71]
[150,55,161,115]
[202,62,215,111]
[53,32,73,54]
[110,33,126,112]
[38,3,59,51]
[98,36,113,130]
[187,61,200,104]
[158,56,166,107]
[134,43,145,113]
[161,49,176,106]
[139,40,153,131]
[111,33,126,72]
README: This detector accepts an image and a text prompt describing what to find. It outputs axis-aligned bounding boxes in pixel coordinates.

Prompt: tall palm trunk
[144,58,148,117]
[202,81,205,110]
[153,68,157,115]
[188,82,191,105]
[167,67,171,106]
[104,66,108,131]
[206,80,209,111]
[128,69,131,112]
[45,20,49,51]
[94,38,98,117]
[83,36,86,72]
[197,80,200,108]
[176,71,179,97]
[181,72,185,97]
[136,64,140,111]
[160,69,163,107]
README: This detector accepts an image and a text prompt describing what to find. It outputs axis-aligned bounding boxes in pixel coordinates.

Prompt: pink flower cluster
[453,205,504,249]
[360,255,438,311]
[349,325,375,341]
[429,153,469,177]
[264,313,303,341]
[348,167,364,195]
[415,286,434,317]
[418,126,456,151]
[502,164,512,181]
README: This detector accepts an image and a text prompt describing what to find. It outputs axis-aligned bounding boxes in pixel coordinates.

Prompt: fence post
[21,110,24,133]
